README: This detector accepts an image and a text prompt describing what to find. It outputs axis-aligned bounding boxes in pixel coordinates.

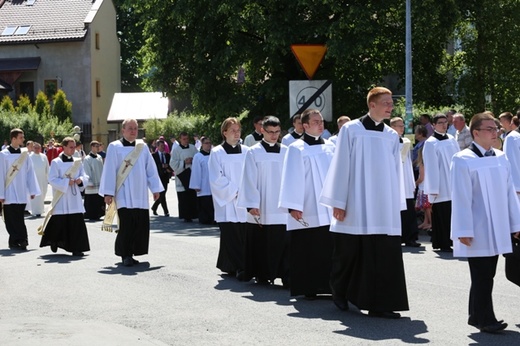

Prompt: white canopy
[107,92,168,122]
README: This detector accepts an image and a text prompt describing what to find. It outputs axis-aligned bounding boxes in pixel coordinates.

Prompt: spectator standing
[151,140,173,217]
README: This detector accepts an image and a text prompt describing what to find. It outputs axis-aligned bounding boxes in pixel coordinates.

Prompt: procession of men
[2,86,520,335]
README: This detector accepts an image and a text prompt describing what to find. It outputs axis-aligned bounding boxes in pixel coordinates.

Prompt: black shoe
[440,247,453,252]
[51,243,58,253]
[304,294,317,300]
[132,258,139,265]
[165,213,170,217]
[404,241,421,247]
[368,311,401,319]
[184,219,193,223]
[236,270,250,282]
[123,256,134,267]
[152,209,158,216]
[72,252,84,257]
[35,214,41,217]
[332,295,349,311]
[480,321,507,333]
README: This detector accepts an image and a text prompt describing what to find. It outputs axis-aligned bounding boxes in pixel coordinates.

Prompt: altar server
[83,141,105,220]
[238,116,289,285]
[451,112,520,333]
[29,142,49,217]
[423,113,460,251]
[281,113,304,146]
[208,118,249,280]
[279,109,334,297]
[320,87,408,318]
[189,136,215,225]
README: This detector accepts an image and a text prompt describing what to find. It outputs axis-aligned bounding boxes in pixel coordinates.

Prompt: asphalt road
[1,184,520,345]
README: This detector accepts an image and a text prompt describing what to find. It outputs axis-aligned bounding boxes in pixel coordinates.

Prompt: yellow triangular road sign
[291,44,327,80]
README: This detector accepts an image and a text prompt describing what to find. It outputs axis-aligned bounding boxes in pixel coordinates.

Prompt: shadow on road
[468,328,520,344]
[0,248,37,257]
[150,217,219,237]
[39,254,87,264]
[97,261,164,276]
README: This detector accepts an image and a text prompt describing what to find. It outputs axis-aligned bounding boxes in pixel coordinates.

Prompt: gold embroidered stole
[102,142,145,232]
[37,159,82,235]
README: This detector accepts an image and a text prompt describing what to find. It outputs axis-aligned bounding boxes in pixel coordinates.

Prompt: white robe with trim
[320,120,404,236]
[99,140,164,209]
[451,149,520,257]
[0,149,41,204]
[237,142,288,225]
[502,130,520,193]
[48,158,88,214]
[208,144,248,223]
[279,139,334,231]
[189,152,211,197]
[423,135,459,203]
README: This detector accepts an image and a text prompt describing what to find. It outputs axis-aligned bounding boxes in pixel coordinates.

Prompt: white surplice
[99,140,164,209]
[48,157,88,214]
[502,130,520,193]
[451,148,520,257]
[208,144,249,223]
[237,142,288,225]
[189,152,211,197]
[423,135,459,202]
[320,120,404,235]
[279,139,334,231]
[83,154,104,195]
[170,144,199,192]
[401,137,415,199]
[0,149,41,204]
[29,152,49,214]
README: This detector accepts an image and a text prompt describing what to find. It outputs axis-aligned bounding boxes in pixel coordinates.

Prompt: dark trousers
[3,204,28,247]
[115,208,150,257]
[468,256,499,326]
[431,201,453,249]
[152,181,169,215]
[401,198,419,243]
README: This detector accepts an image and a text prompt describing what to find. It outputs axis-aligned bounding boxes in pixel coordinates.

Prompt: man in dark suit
[151,140,172,216]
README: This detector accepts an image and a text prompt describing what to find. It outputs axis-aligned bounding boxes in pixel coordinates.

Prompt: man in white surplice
[320,87,408,318]
[451,112,520,333]
[29,142,49,217]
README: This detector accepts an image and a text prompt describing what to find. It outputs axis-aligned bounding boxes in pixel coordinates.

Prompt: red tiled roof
[0,0,95,44]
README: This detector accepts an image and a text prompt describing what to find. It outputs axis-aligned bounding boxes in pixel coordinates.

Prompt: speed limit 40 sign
[289,80,332,121]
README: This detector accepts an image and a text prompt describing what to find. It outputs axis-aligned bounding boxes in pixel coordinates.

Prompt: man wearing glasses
[238,116,289,286]
[451,112,520,333]
[279,109,335,298]
[423,113,460,252]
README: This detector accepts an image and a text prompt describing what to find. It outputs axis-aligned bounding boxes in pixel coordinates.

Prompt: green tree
[16,94,32,114]
[52,89,72,122]
[134,0,458,125]
[34,90,51,117]
[450,0,520,116]
[1,95,15,112]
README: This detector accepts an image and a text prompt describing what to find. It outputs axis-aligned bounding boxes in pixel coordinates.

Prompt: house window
[96,80,101,97]
[1,26,17,36]
[95,33,100,50]
[44,79,58,99]
[14,25,31,35]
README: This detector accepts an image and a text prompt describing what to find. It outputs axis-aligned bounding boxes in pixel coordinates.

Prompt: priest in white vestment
[451,112,520,333]
[99,119,163,267]
[320,87,408,318]
[40,138,90,256]
[279,109,334,297]
[29,142,49,217]
[238,116,289,285]
[208,117,249,280]
[0,128,40,250]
